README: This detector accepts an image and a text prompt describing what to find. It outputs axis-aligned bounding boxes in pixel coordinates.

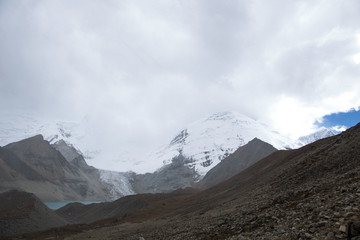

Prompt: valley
[1,1,359,239]
[0,112,334,201]
[0,121,358,239]
[1,112,354,239]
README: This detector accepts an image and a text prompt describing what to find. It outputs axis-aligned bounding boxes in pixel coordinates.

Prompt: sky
[317,108,360,132]
[1,0,360,158]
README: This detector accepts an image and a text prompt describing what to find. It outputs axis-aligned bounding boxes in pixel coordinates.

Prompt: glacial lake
[44,201,103,210]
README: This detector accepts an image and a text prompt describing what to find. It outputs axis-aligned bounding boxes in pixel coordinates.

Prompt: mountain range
[0,112,334,201]
[1,120,358,239]
[0,135,116,201]
[0,112,333,175]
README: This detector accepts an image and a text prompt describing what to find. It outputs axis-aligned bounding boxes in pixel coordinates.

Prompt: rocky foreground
[2,123,360,240]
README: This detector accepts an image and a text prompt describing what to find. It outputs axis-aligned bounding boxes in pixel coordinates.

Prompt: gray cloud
[1,0,360,157]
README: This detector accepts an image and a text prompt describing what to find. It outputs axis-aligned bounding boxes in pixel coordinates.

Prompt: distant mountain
[146,112,294,177]
[295,127,334,147]
[0,114,100,165]
[0,112,334,176]
[0,112,336,198]
[132,154,200,194]
[0,135,116,201]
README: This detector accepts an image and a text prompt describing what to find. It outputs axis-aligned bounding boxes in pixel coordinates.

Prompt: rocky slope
[0,190,66,237]
[52,140,133,199]
[132,154,200,194]
[197,138,277,189]
[0,135,113,201]
[14,122,360,240]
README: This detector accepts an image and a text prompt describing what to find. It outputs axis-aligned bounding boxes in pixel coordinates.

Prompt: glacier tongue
[99,170,135,200]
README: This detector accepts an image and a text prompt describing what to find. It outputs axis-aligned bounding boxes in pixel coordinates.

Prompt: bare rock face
[51,139,82,162]
[0,189,66,237]
[119,139,276,195]
[0,135,112,201]
[132,154,200,194]
[4,135,73,181]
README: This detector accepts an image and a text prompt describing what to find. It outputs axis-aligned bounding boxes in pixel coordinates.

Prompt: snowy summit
[140,112,294,176]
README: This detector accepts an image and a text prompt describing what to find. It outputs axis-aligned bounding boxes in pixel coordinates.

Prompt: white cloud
[1,0,360,169]
[331,125,347,133]
[353,53,360,64]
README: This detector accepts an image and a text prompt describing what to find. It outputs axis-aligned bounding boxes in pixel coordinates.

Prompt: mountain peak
[23,134,44,143]
[297,127,334,146]
[147,111,293,176]
[199,111,255,124]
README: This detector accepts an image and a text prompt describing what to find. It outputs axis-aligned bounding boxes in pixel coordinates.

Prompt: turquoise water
[43,201,103,210]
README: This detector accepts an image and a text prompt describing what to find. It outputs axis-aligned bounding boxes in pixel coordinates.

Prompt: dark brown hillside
[197,138,277,189]
[0,190,66,237]
[56,187,200,224]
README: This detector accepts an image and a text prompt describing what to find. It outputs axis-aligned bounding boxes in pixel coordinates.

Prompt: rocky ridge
[197,138,277,189]
[0,135,114,201]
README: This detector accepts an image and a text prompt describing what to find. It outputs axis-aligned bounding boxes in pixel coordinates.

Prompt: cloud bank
[1,0,360,161]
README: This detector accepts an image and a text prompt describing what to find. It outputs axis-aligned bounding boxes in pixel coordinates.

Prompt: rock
[325,232,335,240]
[304,232,312,238]
[349,221,360,237]
[339,225,347,233]
[346,212,356,218]
[315,220,327,228]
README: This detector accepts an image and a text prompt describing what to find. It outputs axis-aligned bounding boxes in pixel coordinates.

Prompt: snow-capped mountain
[146,112,295,176]
[1,111,338,197]
[0,114,131,171]
[0,114,84,151]
[295,127,334,147]
[0,112,335,178]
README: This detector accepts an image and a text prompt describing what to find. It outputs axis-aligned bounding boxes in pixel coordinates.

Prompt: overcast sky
[1,0,360,154]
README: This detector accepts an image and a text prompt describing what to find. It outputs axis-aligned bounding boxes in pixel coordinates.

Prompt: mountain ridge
[0,135,115,201]
[11,121,360,240]
[0,112,334,175]
[197,138,277,189]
